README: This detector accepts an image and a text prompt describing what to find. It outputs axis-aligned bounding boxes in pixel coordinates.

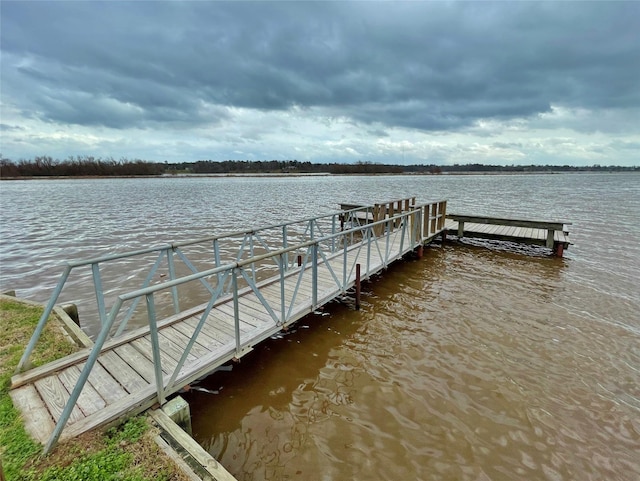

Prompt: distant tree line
[0,156,164,177]
[1,155,638,178]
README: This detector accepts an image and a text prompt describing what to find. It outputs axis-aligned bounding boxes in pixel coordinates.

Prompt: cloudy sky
[1,1,639,166]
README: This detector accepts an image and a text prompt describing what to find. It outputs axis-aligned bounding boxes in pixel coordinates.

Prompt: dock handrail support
[15,199,448,454]
[446,214,571,249]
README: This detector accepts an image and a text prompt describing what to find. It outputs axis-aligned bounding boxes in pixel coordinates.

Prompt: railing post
[312,243,318,308]
[166,249,180,315]
[366,227,372,277]
[213,239,222,288]
[546,229,555,249]
[438,201,447,230]
[43,297,124,455]
[331,215,337,253]
[342,233,348,290]
[282,226,288,271]
[431,203,438,234]
[279,253,286,324]
[146,293,165,405]
[249,234,256,283]
[91,263,107,329]
[384,218,391,266]
[16,265,72,373]
[232,268,241,357]
[424,205,430,238]
[458,221,465,238]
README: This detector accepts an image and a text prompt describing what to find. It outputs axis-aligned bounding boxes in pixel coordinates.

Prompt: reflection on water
[1,173,639,479]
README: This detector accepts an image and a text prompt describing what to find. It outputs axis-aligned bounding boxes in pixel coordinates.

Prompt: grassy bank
[0,298,190,481]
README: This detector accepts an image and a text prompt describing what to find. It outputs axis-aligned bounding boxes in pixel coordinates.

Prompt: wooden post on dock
[297,255,302,267]
[554,243,564,257]
[355,264,361,310]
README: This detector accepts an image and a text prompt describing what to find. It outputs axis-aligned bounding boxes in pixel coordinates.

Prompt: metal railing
[15,199,447,454]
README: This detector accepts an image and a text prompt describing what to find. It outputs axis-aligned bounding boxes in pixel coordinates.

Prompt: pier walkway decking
[11,199,447,454]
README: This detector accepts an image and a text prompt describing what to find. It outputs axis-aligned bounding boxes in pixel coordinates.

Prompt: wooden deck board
[181,315,234,346]
[58,365,107,417]
[34,375,84,425]
[161,325,211,359]
[9,385,55,444]
[99,350,149,393]
[131,337,178,375]
[114,344,158,384]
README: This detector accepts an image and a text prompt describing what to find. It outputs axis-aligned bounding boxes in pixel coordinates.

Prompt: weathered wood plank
[9,385,55,444]
[156,331,199,366]
[181,316,233,346]
[10,302,212,389]
[81,360,128,405]
[99,350,149,393]
[163,322,210,357]
[161,325,210,359]
[171,316,215,348]
[131,337,178,375]
[215,302,268,330]
[58,365,106,416]
[114,344,157,384]
[150,409,238,481]
[238,295,277,323]
[34,375,84,424]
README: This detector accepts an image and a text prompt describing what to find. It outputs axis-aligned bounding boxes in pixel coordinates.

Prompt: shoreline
[1,170,635,181]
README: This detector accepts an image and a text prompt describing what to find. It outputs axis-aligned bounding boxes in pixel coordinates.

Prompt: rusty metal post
[417,244,424,258]
[297,255,302,267]
[355,263,361,311]
[554,243,564,257]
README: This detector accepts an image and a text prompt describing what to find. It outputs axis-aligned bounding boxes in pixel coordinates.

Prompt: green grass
[0,298,188,481]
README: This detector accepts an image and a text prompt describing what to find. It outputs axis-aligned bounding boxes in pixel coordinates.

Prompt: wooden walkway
[11,199,447,453]
[444,214,571,256]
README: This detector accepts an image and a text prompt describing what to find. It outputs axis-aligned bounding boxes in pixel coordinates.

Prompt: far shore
[2,170,634,181]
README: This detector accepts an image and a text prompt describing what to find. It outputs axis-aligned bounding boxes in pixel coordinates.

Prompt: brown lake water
[1,173,639,480]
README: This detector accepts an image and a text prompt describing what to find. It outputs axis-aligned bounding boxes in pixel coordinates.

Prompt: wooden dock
[11,199,447,453]
[444,214,571,256]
